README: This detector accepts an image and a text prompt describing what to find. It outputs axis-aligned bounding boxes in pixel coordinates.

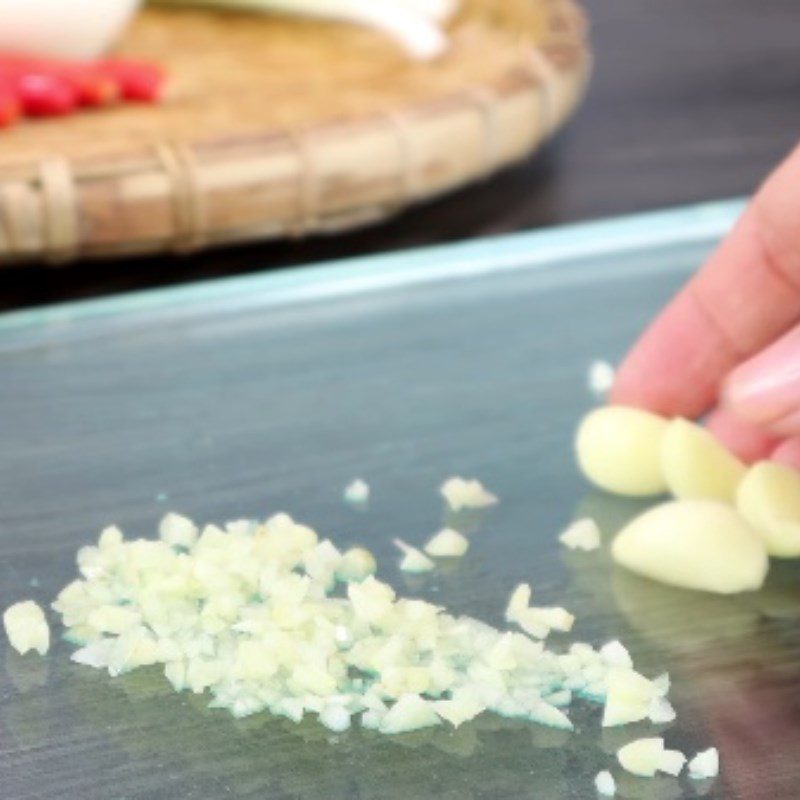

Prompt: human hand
[610,142,800,468]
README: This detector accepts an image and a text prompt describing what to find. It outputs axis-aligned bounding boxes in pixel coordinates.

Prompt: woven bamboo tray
[0,0,590,265]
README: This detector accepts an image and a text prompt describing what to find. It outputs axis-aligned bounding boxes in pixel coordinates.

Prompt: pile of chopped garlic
[2,506,723,791]
[18,511,667,747]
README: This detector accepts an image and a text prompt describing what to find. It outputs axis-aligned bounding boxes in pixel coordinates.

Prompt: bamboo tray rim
[0,199,746,343]
[0,0,591,266]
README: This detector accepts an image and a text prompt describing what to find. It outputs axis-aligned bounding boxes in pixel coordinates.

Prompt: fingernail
[723,329,800,423]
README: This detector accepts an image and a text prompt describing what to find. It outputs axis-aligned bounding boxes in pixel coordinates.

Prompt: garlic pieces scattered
[559,518,601,552]
[343,479,370,506]
[3,601,50,656]
[423,528,469,558]
[393,538,435,573]
[40,508,699,762]
[617,737,686,778]
[594,770,616,797]
[504,583,574,639]
[688,747,720,780]
[602,666,673,728]
[440,477,498,511]
[587,360,616,398]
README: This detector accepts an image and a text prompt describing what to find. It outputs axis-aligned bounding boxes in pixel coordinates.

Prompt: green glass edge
[0,198,745,339]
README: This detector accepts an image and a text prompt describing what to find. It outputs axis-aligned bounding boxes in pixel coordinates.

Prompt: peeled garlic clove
[661,418,745,502]
[737,460,800,557]
[3,601,50,656]
[575,406,669,496]
[612,500,768,594]
[423,528,469,557]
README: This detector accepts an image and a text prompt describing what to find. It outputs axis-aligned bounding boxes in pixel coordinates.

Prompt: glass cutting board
[2,200,797,800]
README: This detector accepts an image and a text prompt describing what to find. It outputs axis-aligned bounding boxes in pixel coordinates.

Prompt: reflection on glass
[3,489,799,799]
[566,491,800,800]
[0,657,598,800]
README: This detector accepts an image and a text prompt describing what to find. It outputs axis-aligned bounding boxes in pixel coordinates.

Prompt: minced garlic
[393,538,435,573]
[559,518,601,552]
[423,528,469,558]
[617,737,685,778]
[688,747,719,780]
[343,479,370,506]
[440,477,498,511]
[3,600,50,656]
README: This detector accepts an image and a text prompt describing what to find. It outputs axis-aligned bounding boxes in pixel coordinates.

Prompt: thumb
[723,323,800,437]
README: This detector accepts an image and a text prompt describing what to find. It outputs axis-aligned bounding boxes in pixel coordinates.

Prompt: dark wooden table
[2,0,799,311]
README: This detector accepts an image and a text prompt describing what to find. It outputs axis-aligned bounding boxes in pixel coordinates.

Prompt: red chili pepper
[99,59,165,103]
[0,55,118,108]
[0,53,164,128]
[0,81,20,127]
[14,73,77,117]
[43,61,118,107]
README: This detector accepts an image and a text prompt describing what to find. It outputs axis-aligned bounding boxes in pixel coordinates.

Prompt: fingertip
[609,345,694,416]
[609,288,737,419]
[705,407,780,463]
[607,359,668,413]
[769,437,800,470]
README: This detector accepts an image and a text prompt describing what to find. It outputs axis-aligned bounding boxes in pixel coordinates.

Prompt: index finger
[610,142,800,418]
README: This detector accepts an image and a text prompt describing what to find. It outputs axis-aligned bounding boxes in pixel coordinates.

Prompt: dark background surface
[2,0,799,311]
